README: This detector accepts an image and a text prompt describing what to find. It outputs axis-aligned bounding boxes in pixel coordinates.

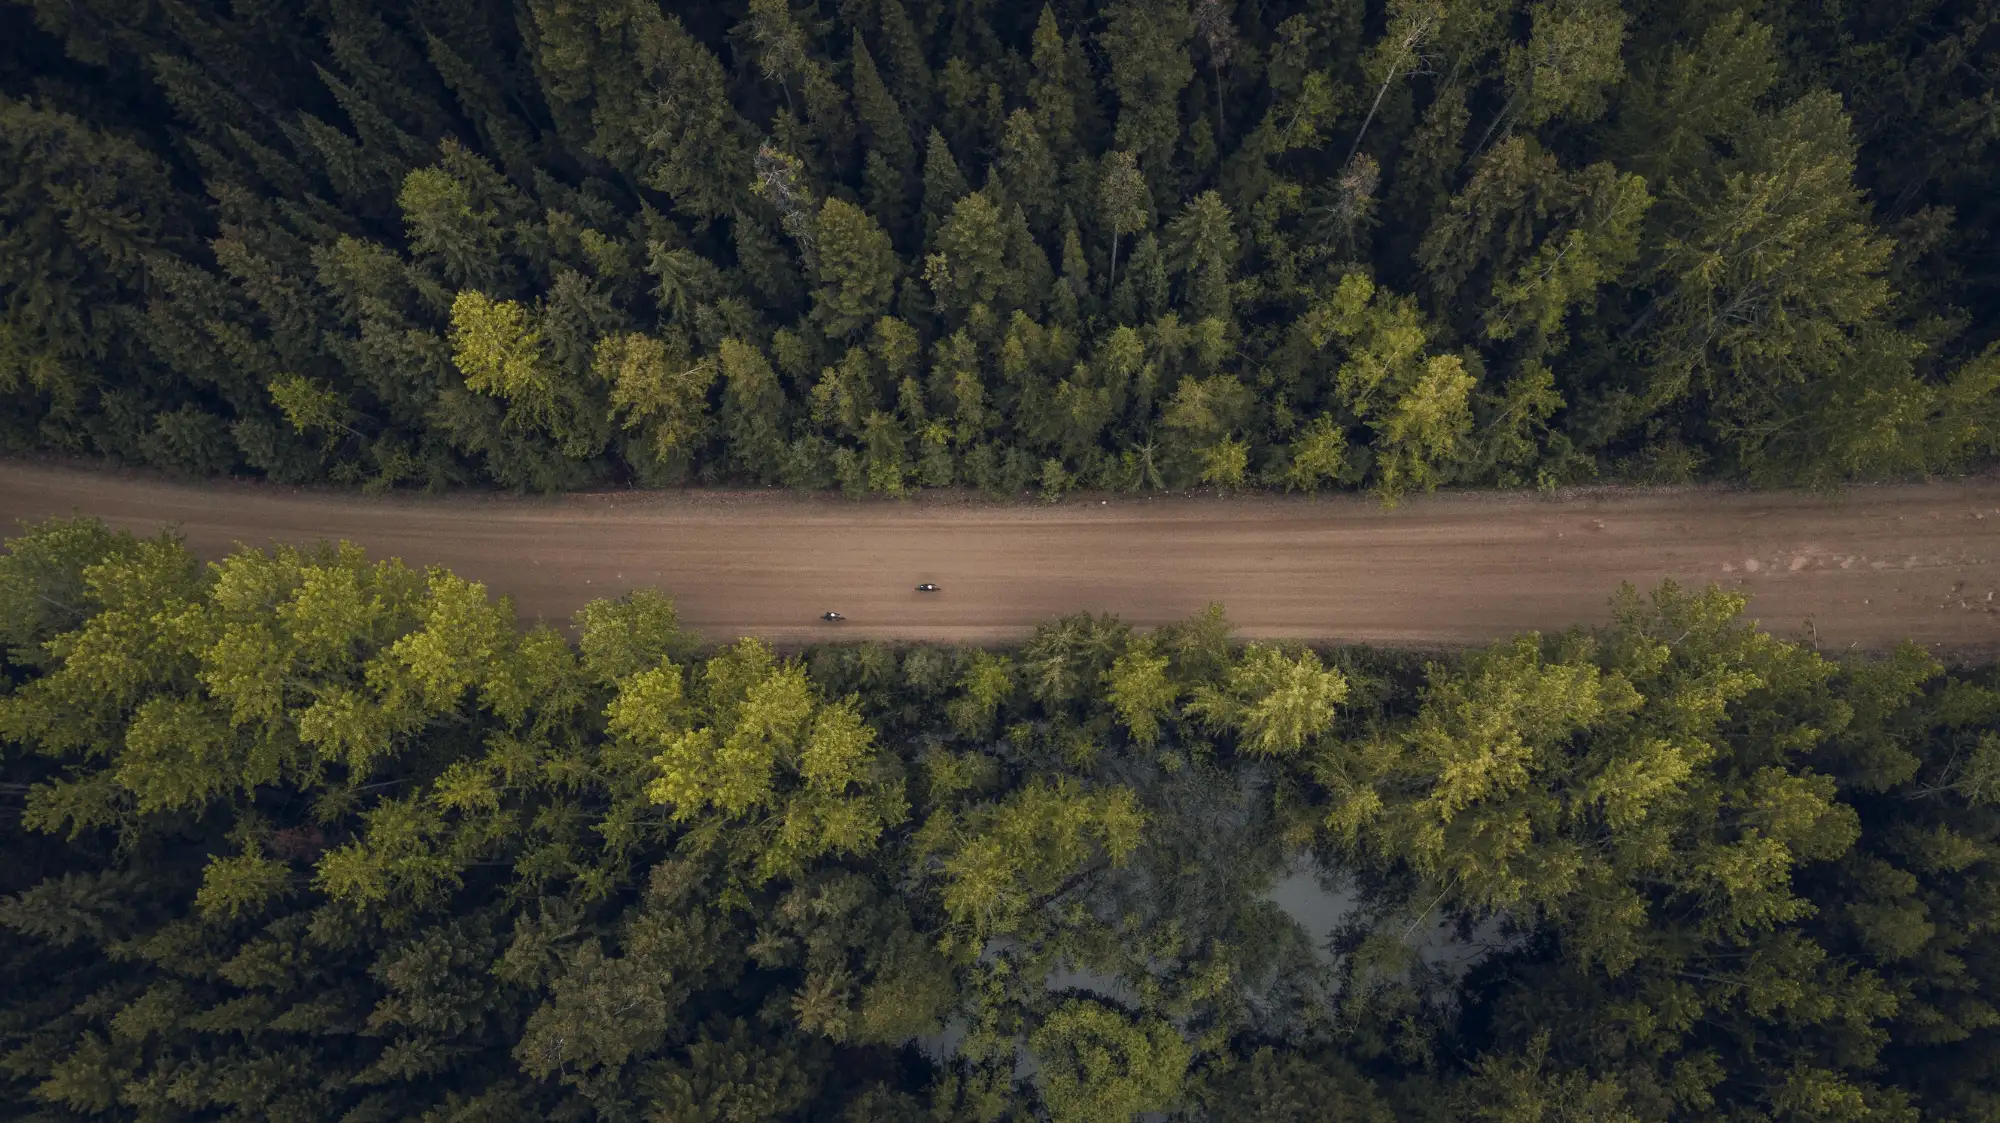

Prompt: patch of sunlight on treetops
[5,519,2000,1118]
[1,1,1994,499]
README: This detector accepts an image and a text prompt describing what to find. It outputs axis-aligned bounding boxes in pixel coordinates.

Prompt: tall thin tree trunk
[1470,91,1521,160]
[1343,7,1442,173]
[1343,64,1401,173]
[1214,68,1227,145]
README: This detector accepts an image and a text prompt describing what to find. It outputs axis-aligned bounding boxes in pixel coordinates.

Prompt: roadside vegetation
[5,519,1999,1120]
[3,1,1997,499]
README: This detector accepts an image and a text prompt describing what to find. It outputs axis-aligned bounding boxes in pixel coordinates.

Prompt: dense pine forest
[3,0,1998,497]
[1,518,1998,1120]
[9,2,2000,1118]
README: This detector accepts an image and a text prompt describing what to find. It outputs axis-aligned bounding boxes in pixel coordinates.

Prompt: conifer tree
[814,198,902,339]
[0,0,1994,493]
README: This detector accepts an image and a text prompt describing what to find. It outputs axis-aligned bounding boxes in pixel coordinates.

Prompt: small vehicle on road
[821,611,845,622]
[916,583,940,592]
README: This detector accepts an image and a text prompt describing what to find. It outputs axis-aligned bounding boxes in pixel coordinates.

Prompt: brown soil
[4,461,1996,655]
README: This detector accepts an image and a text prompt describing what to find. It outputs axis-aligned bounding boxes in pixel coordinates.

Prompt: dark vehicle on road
[916,583,940,592]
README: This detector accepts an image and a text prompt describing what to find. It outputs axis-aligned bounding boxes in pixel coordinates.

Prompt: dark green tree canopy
[1,0,1994,495]
[5,519,2000,1120]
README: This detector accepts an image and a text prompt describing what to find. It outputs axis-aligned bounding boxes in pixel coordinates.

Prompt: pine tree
[872,0,934,121]
[1299,273,1477,501]
[1100,0,1195,168]
[1000,204,1055,319]
[920,129,969,245]
[1481,0,1628,149]
[1612,11,1777,185]
[450,291,564,447]
[850,35,915,174]
[0,98,191,423]
[717,337,790,478]
[1165,191,1237,322]
[814,198,903,338]
[1191,0,1237,142]
[598,332,714,472]
[1027,5,1087,158]
[398,142,526,293]
[1030,999,1191,1123]
[1345,0,1449,174]
[1643,90,1902,478]
[999,110,1060,237]
[1098,151,1150,298]
[926,191,1006,317]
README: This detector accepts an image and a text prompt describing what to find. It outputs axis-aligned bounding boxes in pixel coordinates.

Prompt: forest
[2,517,1998,1121]
[9,1,2000,1118]
[3,0,1998,498]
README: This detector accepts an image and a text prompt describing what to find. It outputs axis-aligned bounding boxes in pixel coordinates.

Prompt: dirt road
[3,461,1996,654]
